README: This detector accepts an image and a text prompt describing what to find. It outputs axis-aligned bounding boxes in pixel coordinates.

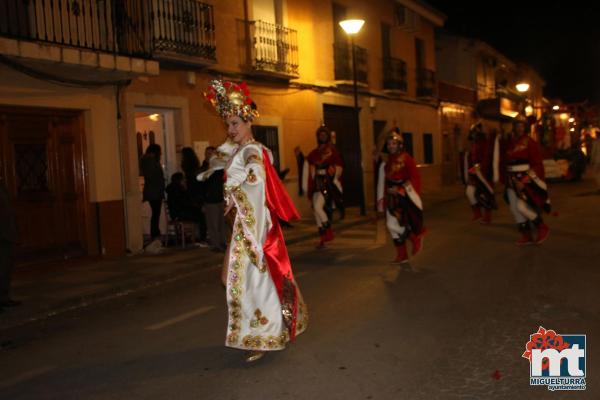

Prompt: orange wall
[125,0,445,207]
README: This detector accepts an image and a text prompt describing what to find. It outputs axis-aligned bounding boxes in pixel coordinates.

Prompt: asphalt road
[1,180,599,400]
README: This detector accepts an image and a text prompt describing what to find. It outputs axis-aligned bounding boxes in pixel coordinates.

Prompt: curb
[2,192,464,333]
[0,216,376,333]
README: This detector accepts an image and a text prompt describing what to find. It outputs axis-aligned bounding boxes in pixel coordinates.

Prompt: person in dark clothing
[200,146,216,173]
[181,147,207,244]
[0,178,21,312]
[295,146,305,196]
[203,168,227,252]
[165,173,205,233]
[276,167,293,228]
[140,144,165,242]
[196,143,232,252]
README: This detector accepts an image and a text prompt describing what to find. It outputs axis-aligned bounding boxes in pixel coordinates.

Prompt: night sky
[428,1,600,104]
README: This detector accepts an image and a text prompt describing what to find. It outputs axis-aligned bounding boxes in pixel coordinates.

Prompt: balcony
[0,0,159,78]
[246,20,298,79]
[333,42,367,84]
[382,57,407,92]
[416,68,436,98]
[151,0,216,65]
[0,0,217,79]
[0,0,156,57]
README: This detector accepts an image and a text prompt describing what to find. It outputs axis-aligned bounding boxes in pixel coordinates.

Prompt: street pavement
[0,179,599,399]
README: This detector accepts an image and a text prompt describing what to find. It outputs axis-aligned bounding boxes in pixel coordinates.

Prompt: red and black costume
[504,125,551,245]
[303,126,344,247]
[462,123,498,223]
[377,132,426,264]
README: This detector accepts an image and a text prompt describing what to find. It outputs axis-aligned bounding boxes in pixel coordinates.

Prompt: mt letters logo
[522,326,586,391]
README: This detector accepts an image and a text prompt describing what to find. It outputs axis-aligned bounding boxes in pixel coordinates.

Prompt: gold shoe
[245,351,265,363]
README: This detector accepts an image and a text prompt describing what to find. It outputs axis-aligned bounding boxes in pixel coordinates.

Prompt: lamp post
[515,81,533,119]
[339,18,366,215]
[515,82,530,93]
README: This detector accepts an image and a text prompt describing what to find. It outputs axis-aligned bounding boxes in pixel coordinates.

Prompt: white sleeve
[225,145,264,189]
[244,146,266,187]
[376,162,386,204]
[301,160,309,193]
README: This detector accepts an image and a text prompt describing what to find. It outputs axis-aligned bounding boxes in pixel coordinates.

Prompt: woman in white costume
[205,80,308,362]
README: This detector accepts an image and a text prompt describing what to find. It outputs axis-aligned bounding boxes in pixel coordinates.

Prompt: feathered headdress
[204,80,259,121]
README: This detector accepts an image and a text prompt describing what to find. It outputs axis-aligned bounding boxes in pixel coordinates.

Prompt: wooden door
[0,107,88,263]
[323,104,365,210]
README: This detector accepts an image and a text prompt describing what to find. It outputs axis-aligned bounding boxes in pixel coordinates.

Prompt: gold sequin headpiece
[205,80,259,121]
[387,128,403,143]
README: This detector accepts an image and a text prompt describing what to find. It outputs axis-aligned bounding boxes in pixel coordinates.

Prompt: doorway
[134,108,177,242]
[0,106,89,264]
[323,104,365,210]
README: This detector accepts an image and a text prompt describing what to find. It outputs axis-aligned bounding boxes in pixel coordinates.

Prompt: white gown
[223,141,308,351]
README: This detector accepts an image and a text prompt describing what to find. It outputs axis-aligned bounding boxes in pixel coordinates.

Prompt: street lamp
[339,19,365,35]
[339,18,366,215]
[339,18,365,113]
[515,82,530,93]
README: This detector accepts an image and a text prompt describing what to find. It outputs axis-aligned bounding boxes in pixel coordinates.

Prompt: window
[381,23,391,59]
[402,132,413,156]
[332,3,348,44]
[423,133,434,164]
[373,120,387,146]
[442,133,451,163]
[394,4,420,32]
[415,38,425,70]
[252,125,280,171]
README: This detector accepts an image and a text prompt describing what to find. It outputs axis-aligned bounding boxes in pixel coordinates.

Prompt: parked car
[544,147,586,182]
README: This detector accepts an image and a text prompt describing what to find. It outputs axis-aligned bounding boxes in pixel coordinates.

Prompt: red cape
[262,148,300,340]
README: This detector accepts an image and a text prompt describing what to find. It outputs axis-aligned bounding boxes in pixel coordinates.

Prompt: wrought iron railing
[0,0,217,61]
[248,20,298,77]
[416,68,436,97]
[0,0,152,57]
[333,42,368,83]
[383,57,407,91]
[152,0,216,61]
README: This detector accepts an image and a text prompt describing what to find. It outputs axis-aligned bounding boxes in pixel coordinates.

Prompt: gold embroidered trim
[226,221,245,346]
[246,154,261,164]
[247,168,258,183]
[249,308,269,329]
[281,277,296,334]
[241,331,289,350]
[296,297,309,334]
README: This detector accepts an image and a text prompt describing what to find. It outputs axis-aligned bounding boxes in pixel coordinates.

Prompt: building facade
[0,0,446,261]
[436,33,546,183]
